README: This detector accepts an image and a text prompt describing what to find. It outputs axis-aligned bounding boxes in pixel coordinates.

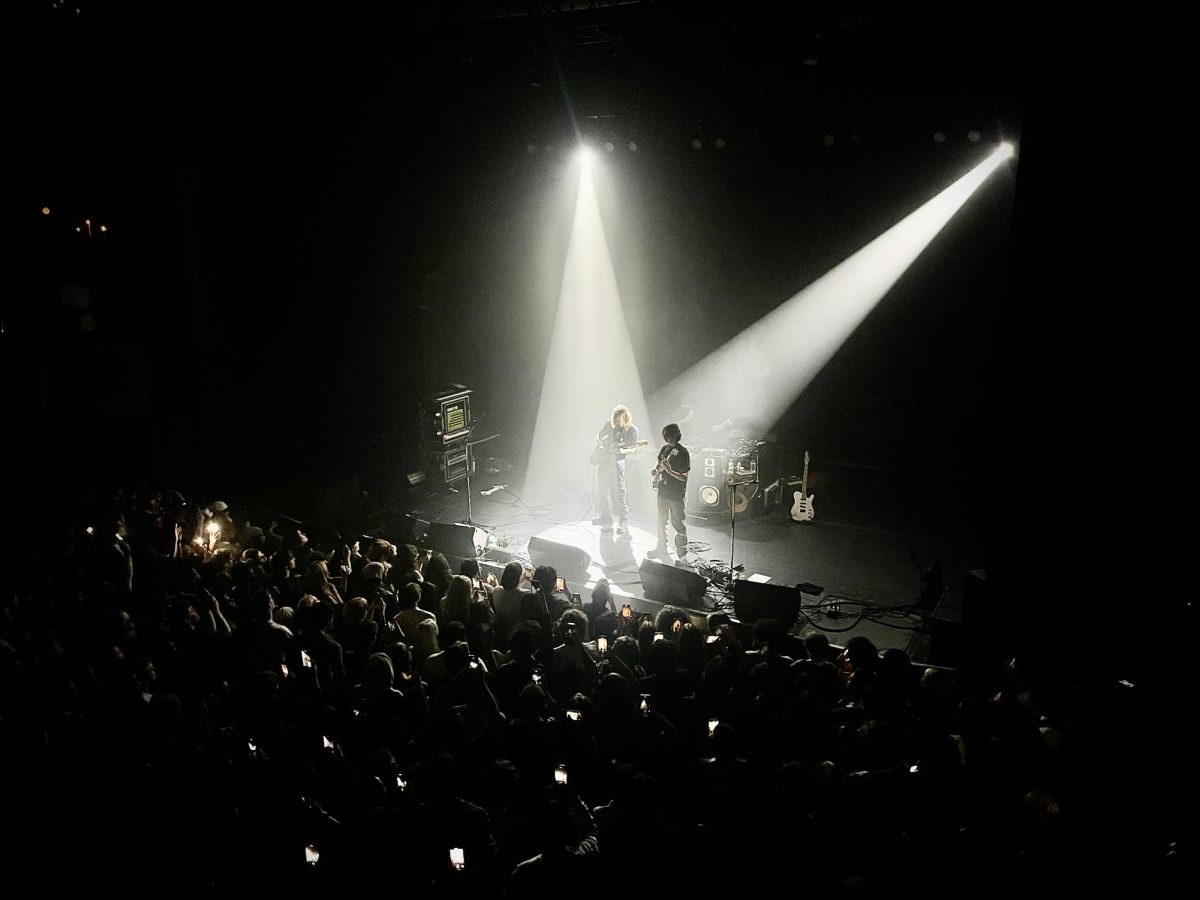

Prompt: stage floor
[403,465,988,664]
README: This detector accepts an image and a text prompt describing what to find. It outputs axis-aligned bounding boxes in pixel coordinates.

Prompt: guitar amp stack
[422,385,475,485]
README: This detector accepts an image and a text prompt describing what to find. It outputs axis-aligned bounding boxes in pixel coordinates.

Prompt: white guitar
[790,450,815,522]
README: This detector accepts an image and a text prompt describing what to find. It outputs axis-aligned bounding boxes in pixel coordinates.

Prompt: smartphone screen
[708,717,720,736]
[705,634,719,644]
[566,709,582,722]
[555,576,566,592]
[450,848,465,870]
[597,636,608,653]
[554,763,569,783]
[653,632,664,642]
[322,735,334,749]
[281,663,290,677]
[305,844,320,865]
[301,649,312,667]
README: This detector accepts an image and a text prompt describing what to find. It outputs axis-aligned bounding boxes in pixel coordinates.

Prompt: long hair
[611,405,632,430]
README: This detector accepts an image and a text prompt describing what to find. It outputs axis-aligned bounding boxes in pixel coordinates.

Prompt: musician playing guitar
[647,422,690,564]
[592,404,641,535]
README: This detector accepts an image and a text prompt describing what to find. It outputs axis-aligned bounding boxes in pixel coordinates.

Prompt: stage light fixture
[692,139,702,150]
[604,142,615,152]
[934,131,946,143]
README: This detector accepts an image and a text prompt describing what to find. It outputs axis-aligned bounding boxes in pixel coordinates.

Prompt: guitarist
[647,423,690,564]
[592,404,641,534]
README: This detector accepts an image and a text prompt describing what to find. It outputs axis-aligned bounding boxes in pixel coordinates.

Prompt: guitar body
[591,438,648,465]
[651,447,679,491]
[790,450,815,523]
[791,491,815,522]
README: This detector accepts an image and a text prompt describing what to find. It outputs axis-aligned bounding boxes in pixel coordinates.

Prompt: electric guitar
[651,448,680,491]
[790,450,815,522]
[589,437,648,465]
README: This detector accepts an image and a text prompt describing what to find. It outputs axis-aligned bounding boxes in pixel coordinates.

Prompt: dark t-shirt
[655,444,690,500]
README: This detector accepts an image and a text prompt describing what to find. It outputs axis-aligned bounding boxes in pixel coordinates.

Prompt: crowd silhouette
[0,484,1182,897]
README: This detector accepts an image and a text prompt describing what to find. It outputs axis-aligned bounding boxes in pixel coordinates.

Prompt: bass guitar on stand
[790,450,815,523]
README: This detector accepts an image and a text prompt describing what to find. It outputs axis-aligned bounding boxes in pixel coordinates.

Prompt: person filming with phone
[519,565,571,646]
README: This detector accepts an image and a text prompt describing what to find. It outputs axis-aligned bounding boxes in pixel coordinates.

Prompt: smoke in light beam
[523,156,651,507]
[650,143,1016,436]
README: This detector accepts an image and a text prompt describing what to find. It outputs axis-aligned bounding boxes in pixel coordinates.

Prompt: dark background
[10,1,1177,650]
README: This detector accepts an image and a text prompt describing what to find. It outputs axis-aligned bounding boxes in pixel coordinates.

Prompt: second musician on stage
[649,422,690,564]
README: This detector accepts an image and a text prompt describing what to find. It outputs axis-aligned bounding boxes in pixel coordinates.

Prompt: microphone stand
[462,421,479,527]
[722,476,758,603]
[458,414,494,530]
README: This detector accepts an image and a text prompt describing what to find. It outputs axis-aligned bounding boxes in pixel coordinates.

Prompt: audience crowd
[0,485,1179,896]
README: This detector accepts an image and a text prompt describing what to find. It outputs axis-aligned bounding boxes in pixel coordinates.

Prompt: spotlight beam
[652,145,1015,435]
[524,156,651,506]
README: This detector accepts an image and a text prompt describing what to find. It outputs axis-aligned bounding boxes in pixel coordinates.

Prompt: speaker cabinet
[528,536,592,578]
[639,557,709,607]
[687,448,730,516]
[687,448,760,518]
[733,580,801,629]
[427,522,482,561]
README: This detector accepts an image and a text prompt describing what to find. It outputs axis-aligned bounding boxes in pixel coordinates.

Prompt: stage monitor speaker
[427,522,481,561]
[639,557,709,608]
[733,579,801,629]
[528,536,592,578]
[387,512,428,547]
